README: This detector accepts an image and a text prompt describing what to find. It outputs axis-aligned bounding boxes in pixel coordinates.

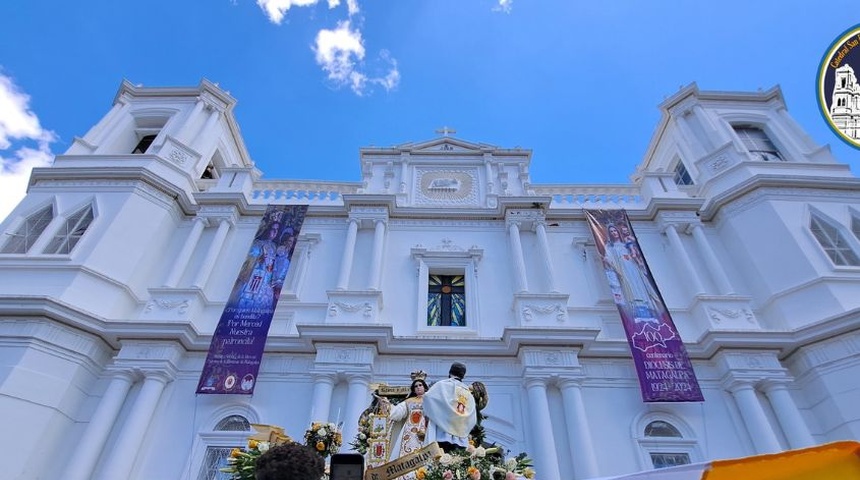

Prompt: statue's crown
[410,370,427,382]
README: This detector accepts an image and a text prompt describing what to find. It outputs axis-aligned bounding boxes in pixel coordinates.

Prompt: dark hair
[449,362,467,380]
[255,442,324,480]
[408,379,429,398]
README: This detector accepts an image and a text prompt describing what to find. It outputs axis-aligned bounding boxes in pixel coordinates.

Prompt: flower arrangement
[417,446,534,480]
[304,421,343,458]
[221,439,272,480]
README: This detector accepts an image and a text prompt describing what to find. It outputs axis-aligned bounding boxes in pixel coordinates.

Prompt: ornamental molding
[519,347,581,369]
[315,344,376,367]
[717,187,857,221]
[521,304,566,323]
[167,148,190,166]
[144,298,190,315]
[390,219,503,229]
[708,154,732,173]
[0,319,113,366]
[787,329,860,372]
[328,301,373,318]
[706,306,755,324]
[115,341,185,365]
[415,168,479,206]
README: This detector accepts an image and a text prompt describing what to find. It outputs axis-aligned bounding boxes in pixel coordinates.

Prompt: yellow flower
[523,467,536,479]
[230,448,242,458]
[416,467,427,479]
[316,441,326,451]
[248,439,259,449]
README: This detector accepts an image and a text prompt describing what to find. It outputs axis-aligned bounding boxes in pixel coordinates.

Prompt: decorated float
[221,371,534,480]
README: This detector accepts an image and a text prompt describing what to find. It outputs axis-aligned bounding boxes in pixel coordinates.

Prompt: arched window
[214,415,250,431]
[1,205,53,254]
[644,420,683,438]
[196,414,251,480]
[634,413,700,470]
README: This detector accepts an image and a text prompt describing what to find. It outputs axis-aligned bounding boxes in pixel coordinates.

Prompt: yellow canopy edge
[702,441,860,480]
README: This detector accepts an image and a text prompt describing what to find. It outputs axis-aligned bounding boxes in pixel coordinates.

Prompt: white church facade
[1,80,859,480]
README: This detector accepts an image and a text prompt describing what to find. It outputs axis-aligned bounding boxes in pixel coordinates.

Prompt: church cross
[435,126,457,137]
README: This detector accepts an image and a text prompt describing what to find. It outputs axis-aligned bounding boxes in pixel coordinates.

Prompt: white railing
[532,184,644,207]
[251,180,362,205]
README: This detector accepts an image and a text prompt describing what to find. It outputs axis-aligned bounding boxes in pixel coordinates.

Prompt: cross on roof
[435,126,457,137]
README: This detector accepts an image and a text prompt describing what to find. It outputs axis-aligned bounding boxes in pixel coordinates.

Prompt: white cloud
[312,21,399,95]
[327,0,359,16]
[314,20,366,89]
[256,0,321,24]
[494,0,512,13]
[257,0,357,24]
[0,72,55,223]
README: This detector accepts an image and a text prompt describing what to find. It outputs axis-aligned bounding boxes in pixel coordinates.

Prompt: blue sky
[0,1,858,220]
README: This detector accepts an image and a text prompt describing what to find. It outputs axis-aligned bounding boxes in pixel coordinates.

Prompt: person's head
[266,222,281,240]
[255,442,324,480]
[449,362,467,381]
[607,224,621,241]
[408,379,429,398]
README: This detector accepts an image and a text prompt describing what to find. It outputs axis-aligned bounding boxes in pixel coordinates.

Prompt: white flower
[475,446,486,457]
[318,428,328,436]
[258,442,270,453]
[439,453,455,465]
[359,433,366,439]
[505,458,517,470]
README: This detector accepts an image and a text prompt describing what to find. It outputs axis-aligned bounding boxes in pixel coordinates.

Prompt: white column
[342,374,370,453]
[761,381,815,449]
[191,218,232,289]
[367,219,386,290]
[728,382,781,454]
[88,100,131,146]
[664,224,706,296]
[689,224,734,295]
[190,106,221,152]
[508,221,529,293]
[484,156,495,194]
[673,112,707,158]
[163,217,207,287]
[694,104,732,147]
[535,221,559,293]
[98,371,172,480]
[558,379,599,479]
[336,218,359,290]
[525,377,561,480]
[308,372,336,424]
[399,155,409,194]
[64,369,137,480]
[175,98,206,143]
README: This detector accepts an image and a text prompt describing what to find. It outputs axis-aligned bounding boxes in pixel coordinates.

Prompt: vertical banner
[197,205,308,394]
[584,209,703,402]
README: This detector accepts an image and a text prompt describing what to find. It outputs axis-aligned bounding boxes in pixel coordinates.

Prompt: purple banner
[585,209,703,402]
[197,205,308,395]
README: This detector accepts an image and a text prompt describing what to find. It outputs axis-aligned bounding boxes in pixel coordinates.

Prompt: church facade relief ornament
[145,298,190,315]
[415,168,479,205]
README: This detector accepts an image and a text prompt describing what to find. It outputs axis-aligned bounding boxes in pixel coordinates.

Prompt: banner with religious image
[584,209,703,402]
[197,205,308,394]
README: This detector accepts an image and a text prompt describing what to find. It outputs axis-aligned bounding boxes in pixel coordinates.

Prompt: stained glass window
[428,274,465,326]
